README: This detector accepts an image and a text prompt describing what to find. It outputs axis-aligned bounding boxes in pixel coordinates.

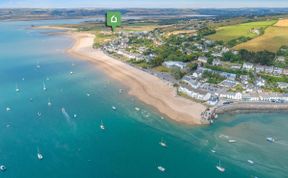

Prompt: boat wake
[61,107,76,128]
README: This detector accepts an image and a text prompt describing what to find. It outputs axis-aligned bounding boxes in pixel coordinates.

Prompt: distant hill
[1,8,288,21]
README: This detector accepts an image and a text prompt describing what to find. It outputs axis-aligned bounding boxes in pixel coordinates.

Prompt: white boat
[37,148,43,160]
[0,165,6,172]
[159,138,167,148]
[73,114,77,118]
[6,107,11,112]
[112,106,117,110]
[228,139,237,143]
[211,149,216,153]
[15,84,20,92]
[216,161,225,172]
[266,137,276,143]
[70,71,73,75]
[48,99,52,106]
[157,166,165,172]
[86,93,90,97]
[43,81,47,91]
[16,83,20,92]
[100,120,105,130]
[37,112,42,117]
[247,160,254,165]
[135,107,140,111]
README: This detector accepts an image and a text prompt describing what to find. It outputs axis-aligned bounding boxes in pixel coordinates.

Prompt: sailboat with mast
[216,161,225,172]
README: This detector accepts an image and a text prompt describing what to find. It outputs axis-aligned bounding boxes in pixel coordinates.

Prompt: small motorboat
[211,149,216,153]
[70,71,73,75]
[37,112,42,117]
[100,120,105,130]
[266,137,276,143]
[135,107,140,111]
[43,81,47,91]
[73,114,77,118]
[16,84,20,92]
[159,138,167,148]
[37,153,43,160]
[0,165,6,172]
[157,166,165,172]
[6,107,11,112]
[247,160,254,165]
[228,139,237,143]
[216,161,225,172]
[48,99,52,107]
[86,93,90,97]
[112,106,117,110]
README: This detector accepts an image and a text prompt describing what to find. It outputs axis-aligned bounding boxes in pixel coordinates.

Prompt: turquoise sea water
[0,20,287,178]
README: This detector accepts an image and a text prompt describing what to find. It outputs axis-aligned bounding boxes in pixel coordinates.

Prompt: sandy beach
[53,29,207,125]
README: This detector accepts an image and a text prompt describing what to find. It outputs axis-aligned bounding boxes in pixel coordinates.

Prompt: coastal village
[100,18,288,123]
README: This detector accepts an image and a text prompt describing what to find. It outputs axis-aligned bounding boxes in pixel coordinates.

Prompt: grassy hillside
[207,20,276,42]
[234,19,288,52]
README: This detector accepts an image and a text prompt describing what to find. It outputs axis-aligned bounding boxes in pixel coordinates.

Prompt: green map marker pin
[106,11,121,32]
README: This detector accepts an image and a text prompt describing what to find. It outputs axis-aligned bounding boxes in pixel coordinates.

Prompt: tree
[150,56,164,67]
[170,68,184,80]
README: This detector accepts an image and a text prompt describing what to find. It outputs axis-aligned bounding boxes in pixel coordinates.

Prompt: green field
[207,20,276,42]
[234,25,288,52]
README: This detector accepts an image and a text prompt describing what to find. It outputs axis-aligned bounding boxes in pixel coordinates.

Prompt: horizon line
[1,7,288,9]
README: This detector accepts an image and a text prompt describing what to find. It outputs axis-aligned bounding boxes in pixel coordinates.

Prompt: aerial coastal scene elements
[1,0,288,178]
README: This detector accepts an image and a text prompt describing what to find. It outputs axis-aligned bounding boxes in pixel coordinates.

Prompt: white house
[178,86,211,101]
[219,92,242,100]
[264,66,274,74]
[242,63,254,70]
[256,78,266,87]
[273,67,283,75]
[276,56,285,62]
[212,58,222,66]
[198,56,208,63]
[278,82,288,89]
[182,76,201,89]
[162,61,187,69]
[255,65,265,73]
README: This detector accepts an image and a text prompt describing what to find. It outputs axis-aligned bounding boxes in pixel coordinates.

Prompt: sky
[0,0,288,8]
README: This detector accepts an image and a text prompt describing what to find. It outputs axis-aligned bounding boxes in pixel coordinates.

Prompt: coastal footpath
[37,26,208,125]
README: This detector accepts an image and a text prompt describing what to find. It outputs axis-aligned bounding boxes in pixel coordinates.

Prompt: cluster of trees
[238,49,275,65]
[205,64,250,76]
[198,27,216,36]
[128,36,153,47]
[202,71,226,84]
[277,46,288,57]
[150,35,199,67]
[221,50,276,66]
[226,36,251,47]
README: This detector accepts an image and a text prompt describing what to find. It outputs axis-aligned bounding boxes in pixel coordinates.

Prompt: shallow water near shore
[0,20,287,178]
